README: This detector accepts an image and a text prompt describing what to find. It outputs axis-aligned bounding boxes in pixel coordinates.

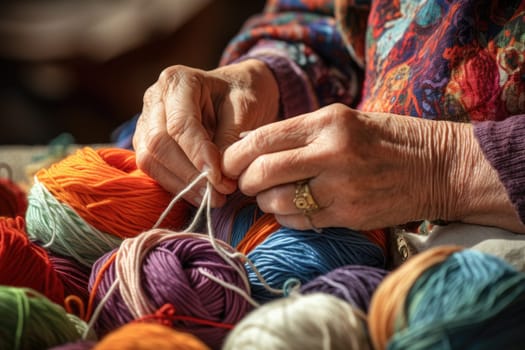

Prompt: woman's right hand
[133,59,280,207]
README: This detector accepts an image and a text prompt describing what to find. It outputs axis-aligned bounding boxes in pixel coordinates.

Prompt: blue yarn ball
[389,249,525,350]
[211,191,263,246]
[245,227,386,302]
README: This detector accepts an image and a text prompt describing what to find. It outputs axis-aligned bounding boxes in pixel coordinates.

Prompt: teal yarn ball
[246,227,386,302]
[0,285,96,350]
[389,250,525,350]
[25,178,122,267]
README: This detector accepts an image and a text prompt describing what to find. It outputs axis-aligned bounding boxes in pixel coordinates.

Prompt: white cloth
[401,223,525,272]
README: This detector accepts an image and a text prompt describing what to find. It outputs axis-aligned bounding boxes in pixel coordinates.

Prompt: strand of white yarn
[84,171,283,338]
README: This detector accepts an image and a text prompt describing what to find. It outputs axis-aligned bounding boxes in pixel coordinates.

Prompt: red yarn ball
[0,177,27,218]
[0,216,65,304]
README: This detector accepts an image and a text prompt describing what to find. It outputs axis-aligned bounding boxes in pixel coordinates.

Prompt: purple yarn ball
[89,233,253,350]
[211,191,261,246]
[48,251,91,305]
[300,265,389,312]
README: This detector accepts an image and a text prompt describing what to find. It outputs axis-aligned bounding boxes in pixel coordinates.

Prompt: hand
[222,103,525,233]
[133,59,279,207]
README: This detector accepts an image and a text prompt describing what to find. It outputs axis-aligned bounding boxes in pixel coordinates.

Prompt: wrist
[430,121,525,232]
[218,59,280,126]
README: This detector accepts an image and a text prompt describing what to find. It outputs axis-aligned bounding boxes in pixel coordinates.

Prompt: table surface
[0,144,108,186]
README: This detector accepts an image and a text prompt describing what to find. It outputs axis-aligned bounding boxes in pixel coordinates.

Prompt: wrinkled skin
[133,59,279,207]
[134,60,525,233]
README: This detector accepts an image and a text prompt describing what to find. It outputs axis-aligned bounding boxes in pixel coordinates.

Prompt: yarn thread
[0,286,95,350]
[25,147,191,266]
[369,246,525,350]
[86,172,280,349]
[33,147,190,238]
[223,293,371,350]
[0,163,27,218]
[0,216,65,304]
[300,264,389,312]
[93,322,210,350]
[211,191,262,246]
[246,226,386,302]
[235,213,281,255]
[26,178,122,267]
[49,251,92,309]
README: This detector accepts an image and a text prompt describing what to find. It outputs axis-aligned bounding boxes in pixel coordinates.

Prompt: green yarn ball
[0,285,96,350]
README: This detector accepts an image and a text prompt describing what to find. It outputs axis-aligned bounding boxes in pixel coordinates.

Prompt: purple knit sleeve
[233,51,318,119]
[219,2,363,119]
[473,115,525,223]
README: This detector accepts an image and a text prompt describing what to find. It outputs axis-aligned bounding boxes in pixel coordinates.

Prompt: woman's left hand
[222,103,525,233]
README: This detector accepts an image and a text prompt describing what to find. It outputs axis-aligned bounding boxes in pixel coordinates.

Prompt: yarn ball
[0,216,65,305]
[89,229,252,349]
[223,292,371,350]
[0,174,27,218]
[48,251,92,308]
[235,213,281,255]
[93,322,210,350]
[25,147,191,266]
[369,246,525,350]
[246,226,386,302]
[0,285,96,350]
[300,264,389,312]
[211,191,262,246]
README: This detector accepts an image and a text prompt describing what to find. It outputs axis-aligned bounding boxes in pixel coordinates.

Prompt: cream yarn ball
[223,293,371,350]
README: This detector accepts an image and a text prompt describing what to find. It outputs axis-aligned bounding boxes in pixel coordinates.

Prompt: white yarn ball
[223,293,371,350]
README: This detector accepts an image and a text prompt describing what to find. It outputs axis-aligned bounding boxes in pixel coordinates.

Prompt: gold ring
[293,180,320,216]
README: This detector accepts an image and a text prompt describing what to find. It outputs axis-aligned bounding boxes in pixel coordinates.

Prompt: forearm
[375,114,525,233]
[424,120,525,233]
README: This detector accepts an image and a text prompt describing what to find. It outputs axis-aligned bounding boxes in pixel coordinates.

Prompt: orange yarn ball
[368,245,462,350]
[93,322,211,350]
[235,213,281,255]
[361,229,388,256]
[35,147,191,238]
[0,216,65,304]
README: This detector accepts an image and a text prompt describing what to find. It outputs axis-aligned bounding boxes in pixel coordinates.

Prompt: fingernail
[199,187,206,196]
[239,130,252,138]
[193,195,202,205]
[201,165,211,176]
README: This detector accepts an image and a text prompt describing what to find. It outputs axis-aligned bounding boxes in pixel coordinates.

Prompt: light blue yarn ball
[388,249,525,350]
[246,226,386,302]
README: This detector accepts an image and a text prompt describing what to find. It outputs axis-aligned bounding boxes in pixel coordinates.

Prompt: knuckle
[249,129,269,151]
[158,65,182,83]
[159,65,201,88]
[320,103,348,124]
[134,146,154,174]
[253,154,272,185]
[142,85,157,105]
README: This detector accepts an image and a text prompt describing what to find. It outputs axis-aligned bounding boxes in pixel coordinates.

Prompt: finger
[163,71,229,193]
[137,94,205,191]
[238,146,325,196]
[274,213,324,232]
[255,183,297,215]
[136,137,229,208]
[135,143,202,206]
[256,175,329,215]
[222,115,314,179]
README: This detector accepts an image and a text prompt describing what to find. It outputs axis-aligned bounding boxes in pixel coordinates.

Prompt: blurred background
[0,0,265,145]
